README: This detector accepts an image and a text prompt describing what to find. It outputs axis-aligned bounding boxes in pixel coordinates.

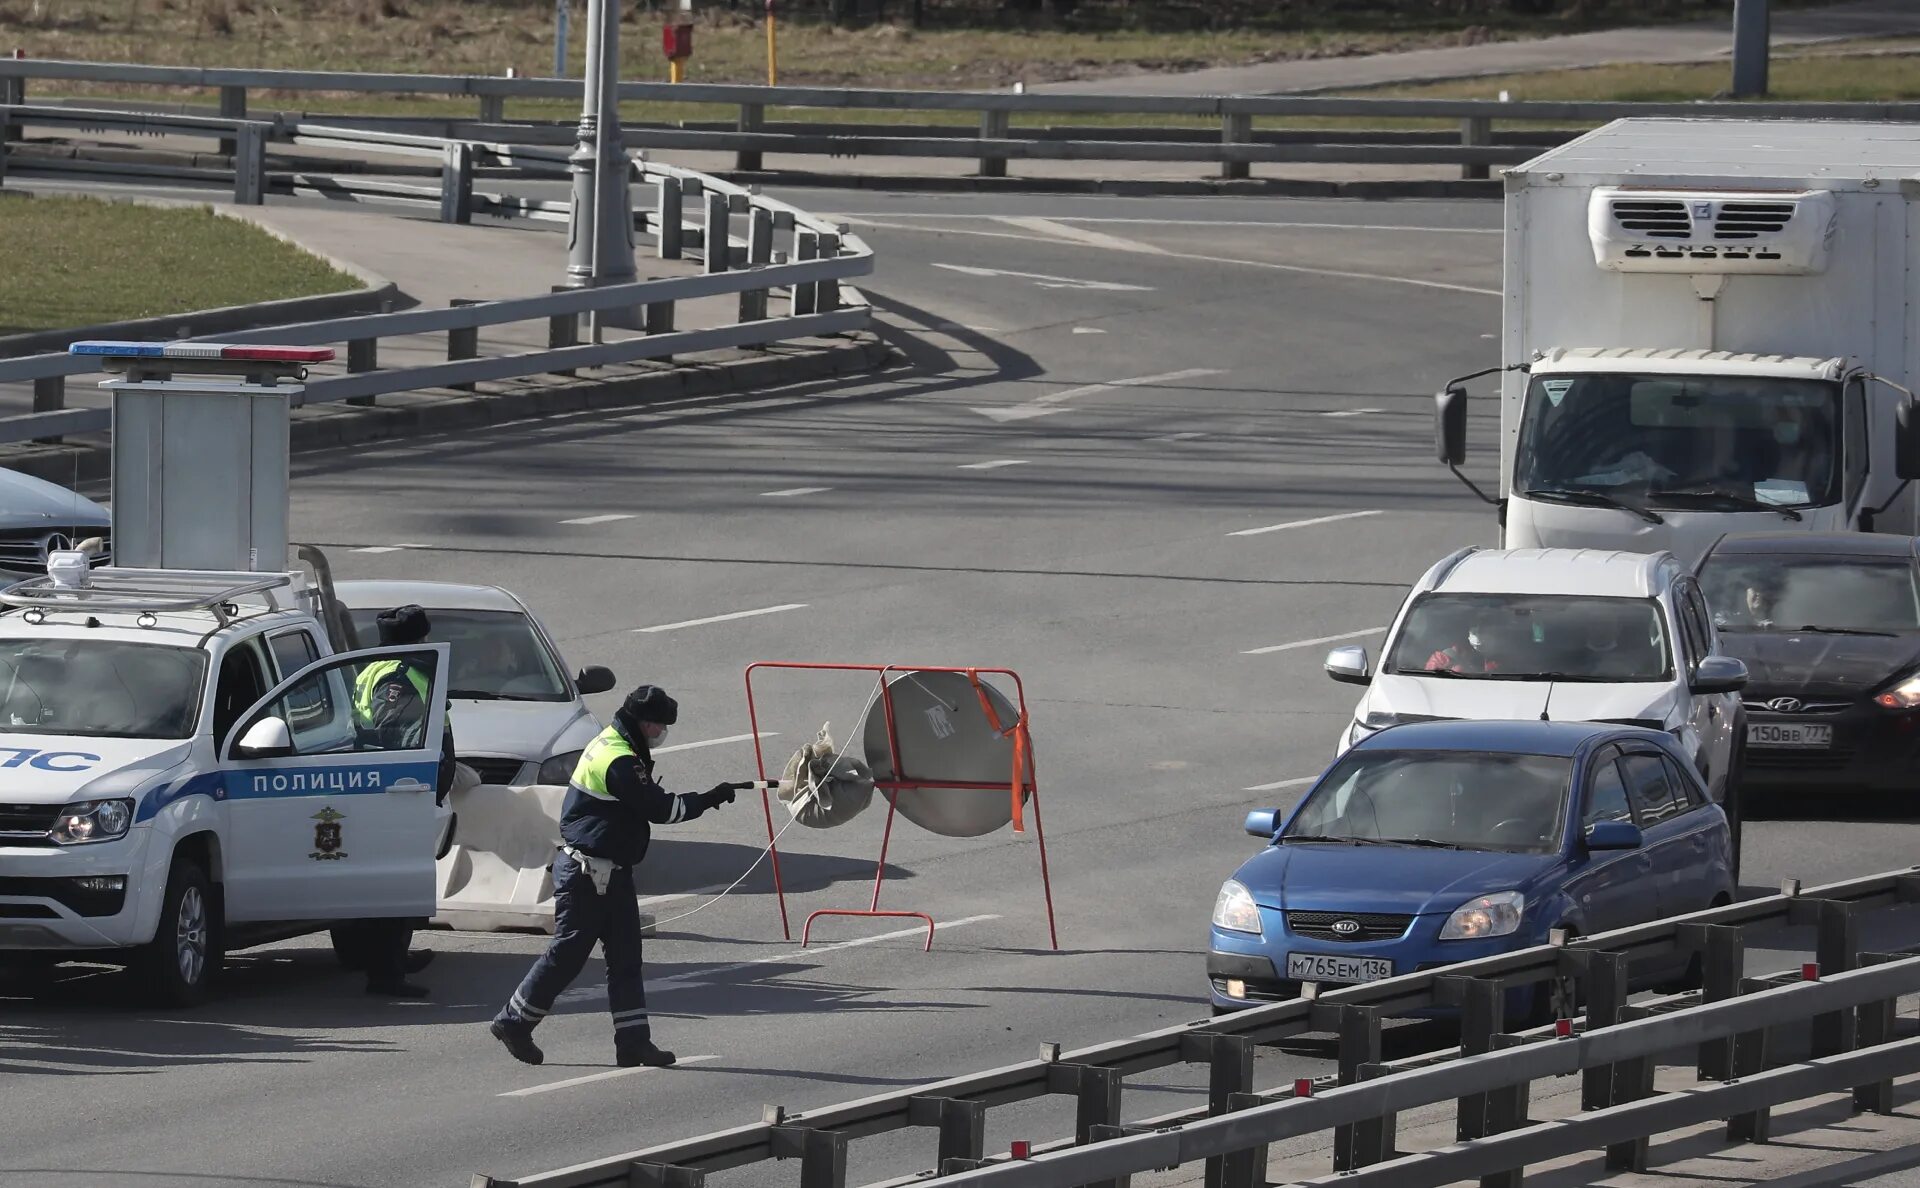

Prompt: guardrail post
[232,124,265,206]
[1481,1033,1531,1188]
[218,85,246,156]
[704,190,730,275]
[31,376,64,444]
[0,75,21,145]
[1042,1057,1123,1144]
[1727,974,1775,1144]
[1331,1005,1382,1172]
[1459,116,1492,181]
[1854,951,1900,1114]
[448,298,482,391]
[1180,1031,1253,1188]
[548,285,580,377]
[346,337,378,407]
[737,102,765,173]
[770,1127,847,1188]
[816,230,842,314]
[478,93,505,124]
[1222,1092,1269,1188]
[1446,977,1503,1142]
[793,230,821,315]
[1689,923,1745,1082]
[656,177,684,260]
[908,1096,985,1167]
[1813,900,1861,1057]
[440,141,475,224]
[629,1162,705,1188]
[738,206,776,323]
[978,109,1009,179]
[1581,951,1629,1113]
[1354,1063,1399,1168]
[1220,112,1251,182]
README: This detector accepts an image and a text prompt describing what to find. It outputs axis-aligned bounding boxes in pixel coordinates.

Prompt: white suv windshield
[0,638,207,739]
[1386,593,1673,683]
[346,608,569,702]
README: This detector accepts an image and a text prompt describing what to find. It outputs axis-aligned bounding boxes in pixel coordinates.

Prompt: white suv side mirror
[236,716,294,759]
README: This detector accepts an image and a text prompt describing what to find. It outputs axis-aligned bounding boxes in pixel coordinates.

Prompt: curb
[0,190,400,359]
[0,332,897,487]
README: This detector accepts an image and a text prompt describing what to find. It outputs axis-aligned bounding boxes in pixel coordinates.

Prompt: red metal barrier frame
[743,661,1059,951]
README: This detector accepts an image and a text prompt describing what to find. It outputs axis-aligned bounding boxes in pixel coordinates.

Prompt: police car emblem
[1331,918,1362,936]
[310,806,347,861]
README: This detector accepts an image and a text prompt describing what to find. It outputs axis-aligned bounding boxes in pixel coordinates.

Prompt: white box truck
[1436,118,1920,565]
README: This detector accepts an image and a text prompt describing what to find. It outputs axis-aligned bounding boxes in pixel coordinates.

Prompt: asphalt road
[4,183,1920,1188]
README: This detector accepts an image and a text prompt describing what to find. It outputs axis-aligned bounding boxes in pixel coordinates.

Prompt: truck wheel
[330,925,373,972]
[132,857,219,1008]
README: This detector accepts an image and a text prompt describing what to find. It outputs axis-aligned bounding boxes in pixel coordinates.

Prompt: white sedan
[331,580,615,787]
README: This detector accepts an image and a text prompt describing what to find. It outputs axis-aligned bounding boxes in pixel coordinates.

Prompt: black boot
[405,950,435,974]
[616,1038,676,1068]
[490,1019,545,1066]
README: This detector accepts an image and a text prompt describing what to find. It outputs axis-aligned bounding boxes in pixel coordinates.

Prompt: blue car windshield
[1285,750,1572,854]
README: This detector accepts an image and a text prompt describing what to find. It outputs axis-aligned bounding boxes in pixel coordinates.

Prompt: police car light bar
[68,341,337,363]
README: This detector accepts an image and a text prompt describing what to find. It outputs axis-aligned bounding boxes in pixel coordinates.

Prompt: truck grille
[1609,197,1795,258]
[0,803,59,842]
[1609,199,1690,238]
[1714,202,1796,238]
[1286,911,1413,943]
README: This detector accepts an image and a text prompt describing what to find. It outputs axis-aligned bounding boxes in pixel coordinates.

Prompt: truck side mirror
[235,716,294,759]
[1898,400,1920,483]
[575,665,617,696]
[1436,385,1469,467]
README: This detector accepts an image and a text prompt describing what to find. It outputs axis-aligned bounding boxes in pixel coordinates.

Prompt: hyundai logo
[39,534,70,561]
[1765,697,1805,714]
[1330,918,1362,937]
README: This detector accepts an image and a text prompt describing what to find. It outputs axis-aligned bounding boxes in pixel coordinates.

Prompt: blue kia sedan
[1209,720,1735,1023]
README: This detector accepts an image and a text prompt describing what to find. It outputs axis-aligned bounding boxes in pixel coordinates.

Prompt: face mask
[647,726,670,747]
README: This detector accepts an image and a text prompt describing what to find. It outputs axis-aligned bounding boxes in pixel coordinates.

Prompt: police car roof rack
[0,568,297,626]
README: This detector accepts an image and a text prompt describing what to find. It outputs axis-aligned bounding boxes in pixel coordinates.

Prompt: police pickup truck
[0,342,454,1005]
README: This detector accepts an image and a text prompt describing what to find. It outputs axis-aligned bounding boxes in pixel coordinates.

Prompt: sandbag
[778,723,875,829]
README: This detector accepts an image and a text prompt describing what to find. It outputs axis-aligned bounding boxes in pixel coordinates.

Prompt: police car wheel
[134,858,219,1007]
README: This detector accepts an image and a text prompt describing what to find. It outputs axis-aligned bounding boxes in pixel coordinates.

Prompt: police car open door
[219,644,450,922]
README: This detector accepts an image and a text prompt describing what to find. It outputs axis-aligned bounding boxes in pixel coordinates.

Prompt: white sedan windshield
[347,608,569,702]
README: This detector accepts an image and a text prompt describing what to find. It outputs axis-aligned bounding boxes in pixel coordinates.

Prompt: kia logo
[1765,697,1805,714]
[1331,918,1362,936]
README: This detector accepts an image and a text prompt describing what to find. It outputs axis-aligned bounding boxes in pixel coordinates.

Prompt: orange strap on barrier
[966,668,1027,834]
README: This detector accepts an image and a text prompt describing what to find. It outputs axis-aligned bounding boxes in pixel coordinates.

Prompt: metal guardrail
[479,865,1920,1188]
[0,111,873,445]
[6,57,1920,183]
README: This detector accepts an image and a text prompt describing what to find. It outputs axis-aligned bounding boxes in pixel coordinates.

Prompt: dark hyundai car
[1694,532,1920,806]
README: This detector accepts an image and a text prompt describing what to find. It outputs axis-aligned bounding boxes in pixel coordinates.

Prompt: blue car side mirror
[1244,809,1280,839]
[1584,820,1643,851]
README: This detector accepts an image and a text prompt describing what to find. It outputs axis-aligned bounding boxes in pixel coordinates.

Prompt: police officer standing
[490,684,737,1068]
[344,604,456,997]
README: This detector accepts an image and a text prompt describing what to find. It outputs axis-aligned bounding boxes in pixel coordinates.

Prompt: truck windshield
[1385,592,1673,683]
[1515,373,1841,511]
[345,607,569,702]
[0,638,207,739]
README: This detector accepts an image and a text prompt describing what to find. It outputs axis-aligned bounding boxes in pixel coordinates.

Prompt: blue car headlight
[1439,891,1525,940]
[1212,880,1263,936]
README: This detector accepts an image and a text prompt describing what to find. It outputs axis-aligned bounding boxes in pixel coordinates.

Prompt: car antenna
[1540,681,1555,722]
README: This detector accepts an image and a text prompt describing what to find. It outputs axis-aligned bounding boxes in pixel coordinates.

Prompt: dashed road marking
[760,487,833,498]
[561,513,636,525]
[958,459,1030,470]
[635,604,808,633]
[1242,626,1387,656]
[1245,775,1317,793]
[1321,409,1383,418]
[931,263,1153,292]
[352,543,428,554]
[652,731,777,755]
[1072,327,1108,335]
[498,1054,720,1097]
[1149,431,1205,443]
[1227,509,1383,538]
[973,367,1222,423]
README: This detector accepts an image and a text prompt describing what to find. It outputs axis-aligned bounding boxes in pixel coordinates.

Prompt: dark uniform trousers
[494,850,650,1041]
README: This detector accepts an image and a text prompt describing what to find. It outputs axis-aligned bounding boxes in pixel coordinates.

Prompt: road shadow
[637,839,912,898]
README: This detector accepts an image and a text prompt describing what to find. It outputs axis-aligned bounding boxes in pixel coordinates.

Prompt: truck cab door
[218,643,449,923]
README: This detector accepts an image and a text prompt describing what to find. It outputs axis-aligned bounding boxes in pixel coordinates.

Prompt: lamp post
[565,0,637,326]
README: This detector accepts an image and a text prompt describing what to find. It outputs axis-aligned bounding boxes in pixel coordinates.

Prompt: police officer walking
[344,604,456,997]
[490,684,737,1068]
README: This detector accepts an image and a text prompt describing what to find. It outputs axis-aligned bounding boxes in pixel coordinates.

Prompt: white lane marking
[836,213,1500,234]
[1149,431,1206,443]
[352,543,428,554]
[931,262,1153,292]
[556,915,1003,1005]
[499,1054,720,1097]
[761,486,833,498]
[635,891,700,908]
[1321,408,1383,418]
[1227,509,1383,538]
[1245,775,1317,793]
[993,216,1171,256]
[973,367,1223,423]
[1072,327,1107,335]
[652,731,777,755]
[958,459,1030,470]
[561,513,635,525]
[1241,626,1387,656]
[635,604,807,633]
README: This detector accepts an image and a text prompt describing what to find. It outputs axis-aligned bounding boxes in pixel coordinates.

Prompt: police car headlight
[1212,880,1263,936]
[1440,891,1525,940]
[50,798,134,845]
[537,750,583,786]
